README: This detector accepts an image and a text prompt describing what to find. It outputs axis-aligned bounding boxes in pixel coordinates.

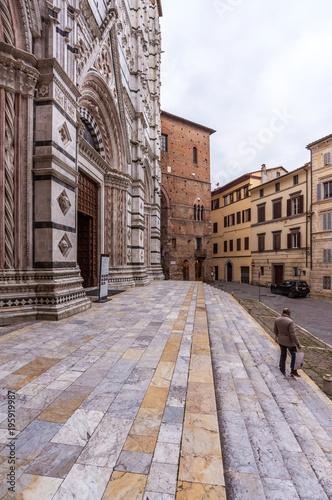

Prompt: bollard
[231,291,234,296]
[248,307,252,315]
[323,374,332,396]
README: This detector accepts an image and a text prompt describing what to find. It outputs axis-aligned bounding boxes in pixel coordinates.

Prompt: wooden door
[77,172,98,287]
[183,260,189,281]
[227,262,233,282]
[273,265,283,284]
[195,259,204,281]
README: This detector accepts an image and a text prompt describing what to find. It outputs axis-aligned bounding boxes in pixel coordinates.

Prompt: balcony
[195,249,207,259]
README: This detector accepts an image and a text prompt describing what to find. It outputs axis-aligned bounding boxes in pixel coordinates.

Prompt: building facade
[211,172,262,283]
[251,165,311,286]
[307,134,332,298]
[0,0,163,323]
[160,111,215,282]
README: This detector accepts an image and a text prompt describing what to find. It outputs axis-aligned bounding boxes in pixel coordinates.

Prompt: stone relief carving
[58,234,72,257]
[38,84,49,97]
[94,46,114,86]
[57,190,71,216]
[58,122,72,146]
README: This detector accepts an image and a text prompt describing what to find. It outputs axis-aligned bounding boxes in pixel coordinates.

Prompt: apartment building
[251,165,311,286]
[211,172,262,283]
[307,134,332,298]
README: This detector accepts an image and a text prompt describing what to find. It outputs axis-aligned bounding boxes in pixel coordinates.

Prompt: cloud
[160,0,332,187]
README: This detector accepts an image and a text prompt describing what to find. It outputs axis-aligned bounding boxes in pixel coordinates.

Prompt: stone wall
[0,0,163,323]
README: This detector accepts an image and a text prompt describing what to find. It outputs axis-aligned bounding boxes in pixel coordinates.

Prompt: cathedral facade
[0,0,163,323]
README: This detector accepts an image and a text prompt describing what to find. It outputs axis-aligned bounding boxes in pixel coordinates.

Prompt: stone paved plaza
[0,281,331,499]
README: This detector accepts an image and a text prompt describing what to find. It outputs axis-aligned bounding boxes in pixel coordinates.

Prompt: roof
[250,163,311,191]
[306,133,332,149]
[211,172,262,196]
[161,110,216,135]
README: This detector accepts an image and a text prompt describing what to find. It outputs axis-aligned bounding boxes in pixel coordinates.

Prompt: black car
[270,280,310,298]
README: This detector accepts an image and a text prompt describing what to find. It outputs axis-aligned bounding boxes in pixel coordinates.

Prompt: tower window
[161,134,168,152]
[193,147,197,164]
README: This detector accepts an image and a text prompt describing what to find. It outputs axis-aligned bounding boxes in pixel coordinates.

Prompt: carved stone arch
[160,185,171,210]
[0,0,36,52]
[79,71,126,172]
[78,106,106,159]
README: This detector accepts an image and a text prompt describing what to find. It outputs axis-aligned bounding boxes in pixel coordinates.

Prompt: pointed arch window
[194,204,197,220]
[201,205,204,221]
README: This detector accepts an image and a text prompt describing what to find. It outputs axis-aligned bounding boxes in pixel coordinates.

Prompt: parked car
[270,280,310,298]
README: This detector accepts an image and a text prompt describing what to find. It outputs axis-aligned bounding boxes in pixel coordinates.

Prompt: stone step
[205,285,332,500]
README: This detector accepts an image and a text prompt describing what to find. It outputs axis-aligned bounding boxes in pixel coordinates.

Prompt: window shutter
[242,210,244,223]
[287,233,292,249]
[299,195,304,214]
[287,198,291,216]
[317,183,322,201]
[297,232,301,248]
[324,152,330,166]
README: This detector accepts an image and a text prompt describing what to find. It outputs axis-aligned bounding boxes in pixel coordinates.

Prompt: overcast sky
[160,0,332,187]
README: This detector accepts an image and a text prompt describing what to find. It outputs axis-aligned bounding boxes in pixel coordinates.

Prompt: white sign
[171,261,176,265]
[99,254,109,300]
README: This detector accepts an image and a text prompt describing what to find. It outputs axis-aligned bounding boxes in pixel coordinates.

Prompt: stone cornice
[37,59,81,98]
[0,43,39,96]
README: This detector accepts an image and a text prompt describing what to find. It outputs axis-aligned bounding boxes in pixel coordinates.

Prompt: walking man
[274,307,302,377]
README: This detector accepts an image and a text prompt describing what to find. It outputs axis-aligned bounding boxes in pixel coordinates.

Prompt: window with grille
[273,200,282,219]
[257,204,265,223]
[323,276,331,290]
[273,232,281,251]
[323,249,332,263]
[161,134,168,152]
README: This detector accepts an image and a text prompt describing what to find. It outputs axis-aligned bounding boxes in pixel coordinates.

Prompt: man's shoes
[290,370,301,378]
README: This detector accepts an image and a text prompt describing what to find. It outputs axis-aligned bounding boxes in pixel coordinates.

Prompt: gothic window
[161,134,168,152]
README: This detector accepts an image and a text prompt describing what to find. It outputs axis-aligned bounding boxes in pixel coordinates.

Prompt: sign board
[251,261,255,267]
[171,261,176,265]
[99,254,109,301]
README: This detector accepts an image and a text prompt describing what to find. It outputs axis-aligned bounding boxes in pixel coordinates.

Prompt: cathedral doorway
[77,172,98,288]
[183,260,189,281]
[195,259,204,281]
